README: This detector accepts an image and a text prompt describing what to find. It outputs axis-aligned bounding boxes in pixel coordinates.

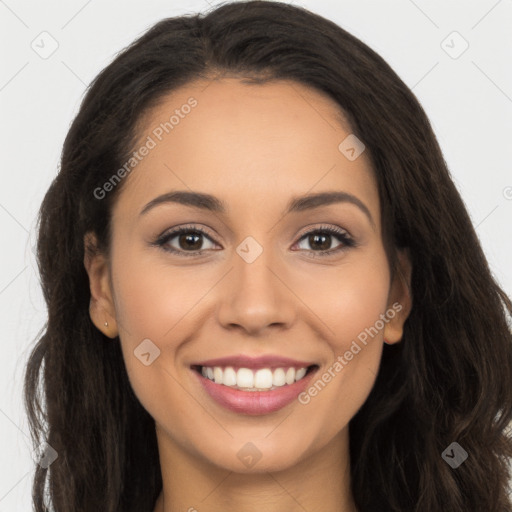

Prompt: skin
[85,77,412,512]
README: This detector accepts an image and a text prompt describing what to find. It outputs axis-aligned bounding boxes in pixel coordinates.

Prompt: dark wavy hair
[24,1,512,510]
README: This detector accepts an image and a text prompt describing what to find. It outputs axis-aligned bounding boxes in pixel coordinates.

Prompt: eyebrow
[139,190,375,228]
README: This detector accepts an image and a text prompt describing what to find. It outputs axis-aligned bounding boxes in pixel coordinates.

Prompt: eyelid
[153,224,219,251]
[153,223,356,257]
[292,224,356,253]
[295,223,352,240]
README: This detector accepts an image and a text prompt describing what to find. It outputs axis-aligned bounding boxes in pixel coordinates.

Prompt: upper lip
[192,355,317,370]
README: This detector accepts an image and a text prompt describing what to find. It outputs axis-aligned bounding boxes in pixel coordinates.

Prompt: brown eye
[176,232,203,251]
[303,233,335,251]
[294,226,355,255]
[155,225,219,256]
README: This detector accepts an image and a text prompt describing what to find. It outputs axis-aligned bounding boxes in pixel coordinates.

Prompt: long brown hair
[25,1,512,510]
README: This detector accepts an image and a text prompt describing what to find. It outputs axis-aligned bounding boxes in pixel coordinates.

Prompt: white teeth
[272,368,286,387]
[254,369,273,390]
[237,368,254,388]
[223,366,237,386]
[199,365,310,390]
[213,367,223,384]
[295,367,307,381]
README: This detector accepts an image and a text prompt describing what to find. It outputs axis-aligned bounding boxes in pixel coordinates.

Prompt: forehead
[113,77,379,225]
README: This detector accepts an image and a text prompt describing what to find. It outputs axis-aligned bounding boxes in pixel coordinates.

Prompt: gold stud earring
[104,321,108,327]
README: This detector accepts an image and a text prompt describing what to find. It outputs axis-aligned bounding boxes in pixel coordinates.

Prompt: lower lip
[193,367,318,415]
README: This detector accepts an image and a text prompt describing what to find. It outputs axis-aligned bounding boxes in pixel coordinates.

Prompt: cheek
[288,248,390,424]
[111,257,225,466]
[295,249,391,350]
[109,250,201,408]
[112,250,209,340]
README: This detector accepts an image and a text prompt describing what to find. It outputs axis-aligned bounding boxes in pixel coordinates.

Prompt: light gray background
[1,0,511,509]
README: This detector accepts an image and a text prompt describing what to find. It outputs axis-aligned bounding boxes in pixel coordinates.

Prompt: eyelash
[152,224,356,258]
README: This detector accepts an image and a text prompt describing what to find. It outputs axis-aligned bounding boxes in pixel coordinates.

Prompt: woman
[24,1,512,511]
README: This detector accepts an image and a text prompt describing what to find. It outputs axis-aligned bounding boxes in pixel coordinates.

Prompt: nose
[216,243,297,336]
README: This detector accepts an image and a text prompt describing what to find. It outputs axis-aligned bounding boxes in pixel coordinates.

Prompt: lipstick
[190,355,318,415]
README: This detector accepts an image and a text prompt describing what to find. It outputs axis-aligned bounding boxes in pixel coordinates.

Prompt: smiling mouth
[191,364,318,391]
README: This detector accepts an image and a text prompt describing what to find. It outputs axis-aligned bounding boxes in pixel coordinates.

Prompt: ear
[83,232,118,339]
[383,248,413,344]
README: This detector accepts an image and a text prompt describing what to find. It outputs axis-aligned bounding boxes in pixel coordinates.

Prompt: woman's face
[86,77,411,473]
